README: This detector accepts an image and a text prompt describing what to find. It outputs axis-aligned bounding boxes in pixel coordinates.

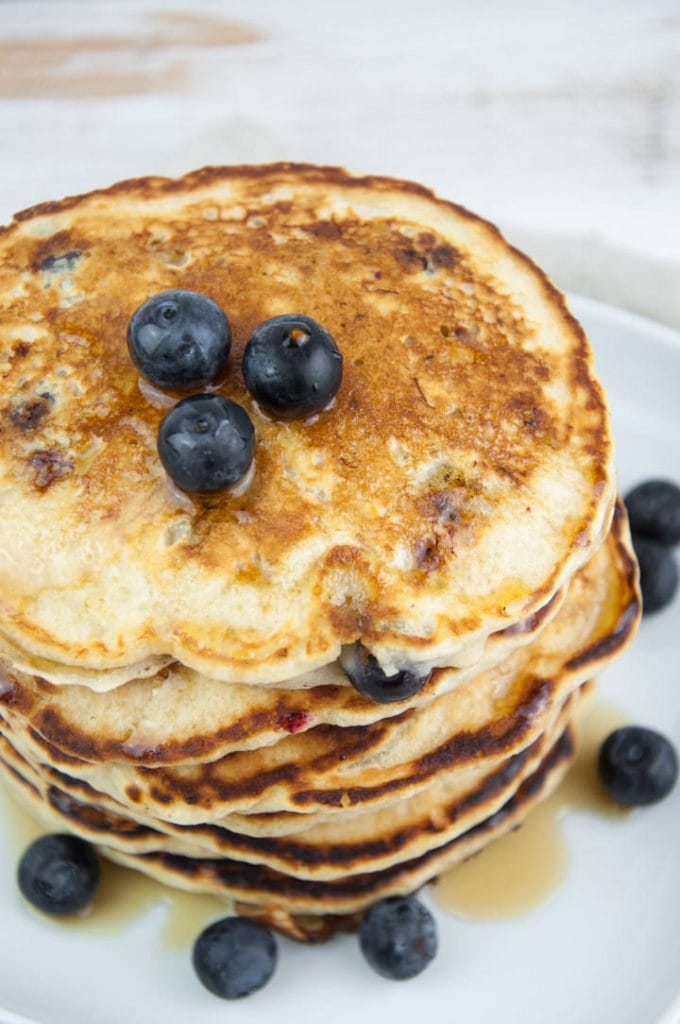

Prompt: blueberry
[339,643,431,703]
[157,394,255,494]
[625,480,680,546]
[359,896,438,980]
[17,834,100,916]
[631,535,678,614]
[598,726,678,806]
[128,290,231,391]
[192,917,277,999]
[242,314,342,419]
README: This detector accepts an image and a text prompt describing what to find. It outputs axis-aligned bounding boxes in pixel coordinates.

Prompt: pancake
[0,682,579,880]
[0,686,579,874]
[0,583,567,767]
[0,712,578,924]
[0,163,614,685]
[0,506,637,827]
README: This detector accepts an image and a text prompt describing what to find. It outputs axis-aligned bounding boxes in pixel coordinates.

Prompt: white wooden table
[1,0,678,325]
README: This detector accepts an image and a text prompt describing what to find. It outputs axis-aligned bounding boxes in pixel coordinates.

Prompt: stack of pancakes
[0,165,639,940]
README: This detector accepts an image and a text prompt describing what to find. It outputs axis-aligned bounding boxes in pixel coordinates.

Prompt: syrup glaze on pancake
[0,164,614,683]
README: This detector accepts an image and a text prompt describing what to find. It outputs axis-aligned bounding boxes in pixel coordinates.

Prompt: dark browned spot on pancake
[414,535,441,572]
[27,448,73,489]
[10,397,51,431]
[35,676,59,695]
[27,728,86,766]
[0,671,18,702]
[305,221,342,240]
[442,324,483,347]
[149,787,173,806]
[47,785,154,836]
[0,756,40,796]
[127,785,142,803]
[566,599,640,672]
[496,464,525,486]
[325,545,364,568]
[429,244,457,269]
[505,394,550,433]
[182,739,538,870]
[139,716,410,809]
[395,234,457,275]
[127,727,574,915]
[30,232,80,272]
[396,247,429,272]
[413,486,466,572]
[39,250,81,274]
[291,677,553,808]
[12,342,31,360]
[0,673,33,713]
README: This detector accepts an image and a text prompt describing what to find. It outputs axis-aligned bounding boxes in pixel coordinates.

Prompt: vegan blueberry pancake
[0,164,651,996]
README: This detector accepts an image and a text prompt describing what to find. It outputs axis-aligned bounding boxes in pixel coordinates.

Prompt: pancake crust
[0,714,577,923]
[0,505,639,824]
[0,687,579,881]
[0,503,634,771]
[0,164,614,683]
[0,585,569,765]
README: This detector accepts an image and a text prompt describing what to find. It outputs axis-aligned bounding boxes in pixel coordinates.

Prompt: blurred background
[1,0,678,326]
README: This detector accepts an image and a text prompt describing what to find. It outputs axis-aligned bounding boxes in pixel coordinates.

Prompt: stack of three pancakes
[0,165,639,938]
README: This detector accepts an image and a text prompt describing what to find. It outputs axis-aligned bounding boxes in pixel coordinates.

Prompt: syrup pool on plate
[0,781,230,950]
[432,699,630,919]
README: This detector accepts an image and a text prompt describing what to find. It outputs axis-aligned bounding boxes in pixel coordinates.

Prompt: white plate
[0,295,678,1024]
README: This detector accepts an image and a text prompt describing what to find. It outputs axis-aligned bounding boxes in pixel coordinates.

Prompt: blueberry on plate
[192,917,278,999]
[18,834,100,916]
[339,643,432,703]
[128,289,231,391]
[242,313,342,419]
[157,394,255,494]
[625,479,680,546]
[631,534,678,614]
[359,895,438,980]
[598,726,678,806]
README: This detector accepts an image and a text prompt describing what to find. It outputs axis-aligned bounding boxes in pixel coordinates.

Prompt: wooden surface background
[0,0,678,326]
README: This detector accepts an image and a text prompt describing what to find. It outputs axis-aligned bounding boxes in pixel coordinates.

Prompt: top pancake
[0,164,614,683]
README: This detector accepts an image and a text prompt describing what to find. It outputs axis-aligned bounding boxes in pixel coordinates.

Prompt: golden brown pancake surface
[0,164,614,683]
